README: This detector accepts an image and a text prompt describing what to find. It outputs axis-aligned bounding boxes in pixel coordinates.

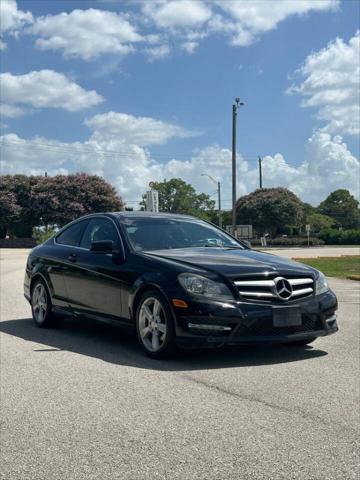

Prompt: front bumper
[174,290,338,348]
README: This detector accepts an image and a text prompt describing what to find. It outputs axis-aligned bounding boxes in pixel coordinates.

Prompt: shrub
[33,227,58,245]
[236,187,304,237]
[319,228,360,245]
[250,237,325,247]
[342,229,360,244]
[270,237,325,246]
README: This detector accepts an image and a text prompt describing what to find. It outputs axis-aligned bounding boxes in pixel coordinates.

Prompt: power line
[0,139,263,162]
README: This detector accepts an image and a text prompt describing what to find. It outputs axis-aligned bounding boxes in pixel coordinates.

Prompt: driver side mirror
[90,240,125,264]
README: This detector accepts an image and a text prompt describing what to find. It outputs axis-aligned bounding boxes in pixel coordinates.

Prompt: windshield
[122,217,243,251]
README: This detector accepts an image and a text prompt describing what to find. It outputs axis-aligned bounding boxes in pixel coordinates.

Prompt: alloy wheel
[138,297,167,352]
[32,283,48,324]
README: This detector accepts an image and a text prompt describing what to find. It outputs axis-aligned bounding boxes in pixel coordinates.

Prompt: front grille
[234,276,315,302]
[234,314,322,337]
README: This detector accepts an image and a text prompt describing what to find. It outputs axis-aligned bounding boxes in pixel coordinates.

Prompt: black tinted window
[56,220,88,247]
[123,217,242,251]
[80,218,119,250]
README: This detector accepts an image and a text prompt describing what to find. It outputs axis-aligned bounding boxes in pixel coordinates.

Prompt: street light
[232,97,244,235]
[201,173,222,228]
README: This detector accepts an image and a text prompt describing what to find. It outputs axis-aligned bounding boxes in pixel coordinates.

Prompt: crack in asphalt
[181,373,358,437]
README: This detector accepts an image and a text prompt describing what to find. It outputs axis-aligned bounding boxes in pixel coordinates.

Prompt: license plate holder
[273,307,302,327]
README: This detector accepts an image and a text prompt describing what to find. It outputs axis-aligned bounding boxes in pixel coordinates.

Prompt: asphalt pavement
[0,249,359,480]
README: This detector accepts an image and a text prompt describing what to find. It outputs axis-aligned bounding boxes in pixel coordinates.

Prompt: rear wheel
[136,291,175,358]
[31,279,60,328]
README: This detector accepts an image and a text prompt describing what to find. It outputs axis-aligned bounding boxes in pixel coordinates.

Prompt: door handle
[68,253,77,262]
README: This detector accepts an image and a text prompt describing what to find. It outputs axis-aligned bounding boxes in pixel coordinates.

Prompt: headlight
[178,273,234,300]
[316,271,329,295]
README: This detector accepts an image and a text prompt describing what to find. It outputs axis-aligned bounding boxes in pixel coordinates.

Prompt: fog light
[325,313,337,324]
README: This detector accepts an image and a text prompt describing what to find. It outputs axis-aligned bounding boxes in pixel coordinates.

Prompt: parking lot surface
[1,249,359,480]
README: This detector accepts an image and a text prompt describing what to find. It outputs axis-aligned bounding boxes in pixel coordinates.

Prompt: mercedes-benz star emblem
[274,277,292,300]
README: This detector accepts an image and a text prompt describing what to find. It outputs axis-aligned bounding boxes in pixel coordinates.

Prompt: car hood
[144,247,315,279]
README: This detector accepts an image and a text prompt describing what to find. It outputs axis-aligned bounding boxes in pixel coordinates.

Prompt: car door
[50,219,90,309]
[62,216,124,320]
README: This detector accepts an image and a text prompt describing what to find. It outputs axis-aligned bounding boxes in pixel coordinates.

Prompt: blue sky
[1,0,359,208]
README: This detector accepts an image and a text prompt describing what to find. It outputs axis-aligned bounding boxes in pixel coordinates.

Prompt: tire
[31,279,60,328]
[135,290,176,359]
[289,336,317,346]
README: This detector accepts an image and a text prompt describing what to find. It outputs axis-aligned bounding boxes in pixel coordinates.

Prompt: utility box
[235,225,253,240]
[145,190,159,213]
[225,225,253,239]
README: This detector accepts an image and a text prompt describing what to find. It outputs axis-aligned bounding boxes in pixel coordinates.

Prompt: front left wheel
[136,290,176,358]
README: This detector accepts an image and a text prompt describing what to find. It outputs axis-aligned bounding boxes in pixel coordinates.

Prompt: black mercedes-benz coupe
[24,212,338,358]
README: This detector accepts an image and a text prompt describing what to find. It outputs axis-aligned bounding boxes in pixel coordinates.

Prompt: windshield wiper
[203,244,243,249]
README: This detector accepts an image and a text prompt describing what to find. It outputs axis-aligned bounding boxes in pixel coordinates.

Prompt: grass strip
[293,256,360,279]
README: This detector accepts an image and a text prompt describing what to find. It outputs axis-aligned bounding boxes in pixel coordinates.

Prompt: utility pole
[258,156,263,188]
[201,173,222,228]
[232,98,244,236]
[217,181,222,229]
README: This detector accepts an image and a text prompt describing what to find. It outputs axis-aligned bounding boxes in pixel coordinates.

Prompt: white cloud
[287,32,360,136]
[84,111,196,146]
[148,133,360,206]
[0,103,26,118]
[0,70,104,113]
[142,1,212,29]
[180,41,198,54]
[0,132,162,198]
[141,0,338,52]
[29,8,142,60]
[0,133,71,175]
[255,132,359,204]
[1,125,358,206]
[144,44,171,62]
[0,0,33,49]
[214,0,339,46]
[0,0,33,33]
[18,1,338,62]
[302,130,360,202]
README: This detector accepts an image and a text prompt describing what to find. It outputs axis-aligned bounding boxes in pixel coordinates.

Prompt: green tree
[0,189,21,238]
[0,173,124,236]
[32,173,124,227]
[303,202,317,217]
[144,178,216,220]
[236,188,304,237]
[0,175,39,237]
[318,189,359,229]
[306,212,335,234]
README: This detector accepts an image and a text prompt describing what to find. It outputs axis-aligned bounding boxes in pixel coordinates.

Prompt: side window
[80,218,120,250]
[56,220,88,247]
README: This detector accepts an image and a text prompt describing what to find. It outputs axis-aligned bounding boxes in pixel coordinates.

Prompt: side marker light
[172,299,188,308]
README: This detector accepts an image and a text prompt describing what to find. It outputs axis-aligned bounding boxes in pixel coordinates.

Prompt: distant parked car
[24,212,338,358]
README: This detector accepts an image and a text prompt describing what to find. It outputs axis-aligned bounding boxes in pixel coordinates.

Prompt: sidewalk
[263,246,360,258]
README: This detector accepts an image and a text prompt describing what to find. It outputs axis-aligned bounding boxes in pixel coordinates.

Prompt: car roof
[67,212,197,223]
[114,211,196,221]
